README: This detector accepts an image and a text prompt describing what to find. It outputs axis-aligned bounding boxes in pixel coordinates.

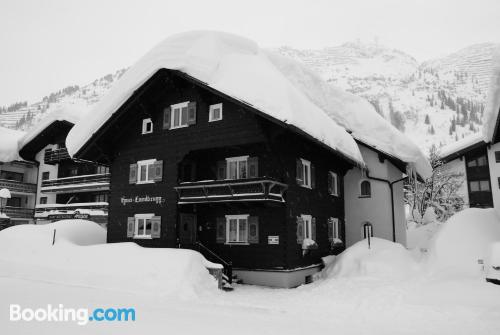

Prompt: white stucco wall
[35,144,58,206]
[487,142,500,212]
[344,145,406,247]
[440,157,469,206]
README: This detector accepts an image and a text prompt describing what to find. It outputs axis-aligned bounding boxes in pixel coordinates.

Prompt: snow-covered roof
[265,51,432,178]
[483,47,500,142]
[66,31,364,166]
[19,105,87,152]
[439,132,486,160]
[0,126,25,162]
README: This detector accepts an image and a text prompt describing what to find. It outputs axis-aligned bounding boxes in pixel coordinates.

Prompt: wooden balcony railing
[0,179,37,194]
[40,173,110,193]
[175,177,287,204]
[44,147,71,164]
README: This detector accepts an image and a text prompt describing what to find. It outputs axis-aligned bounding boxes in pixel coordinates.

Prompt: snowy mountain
[1,41,498,155]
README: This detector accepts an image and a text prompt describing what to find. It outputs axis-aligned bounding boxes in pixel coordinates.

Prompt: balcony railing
[35,202,109,219]
[44,147,71,164]
[175,177,287,204]
[40,173,110,194]
[0,179,37,194]
[3,206,35,219]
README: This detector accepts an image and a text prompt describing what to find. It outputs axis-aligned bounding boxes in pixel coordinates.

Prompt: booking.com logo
[10,304,136,326]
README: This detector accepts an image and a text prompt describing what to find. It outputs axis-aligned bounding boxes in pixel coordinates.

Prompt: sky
[1,0,499,106]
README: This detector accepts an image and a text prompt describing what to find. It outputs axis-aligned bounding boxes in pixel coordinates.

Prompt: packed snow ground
[1,212,500,334]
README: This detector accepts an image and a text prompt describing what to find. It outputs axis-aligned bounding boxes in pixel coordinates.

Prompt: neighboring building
[0,127,37,228]
[440,48,500,210]
[65,32,430,287]
[18,109,109,226]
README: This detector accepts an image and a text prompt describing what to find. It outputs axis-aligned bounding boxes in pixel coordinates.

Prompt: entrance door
[179,213,197,245]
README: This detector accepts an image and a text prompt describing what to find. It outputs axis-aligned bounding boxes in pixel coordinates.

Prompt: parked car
[486,242,500,285]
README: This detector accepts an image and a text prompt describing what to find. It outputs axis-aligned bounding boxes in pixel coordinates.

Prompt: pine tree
[425,114,430,125]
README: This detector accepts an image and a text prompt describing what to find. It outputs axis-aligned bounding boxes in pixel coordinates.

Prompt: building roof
[0,126,25,162]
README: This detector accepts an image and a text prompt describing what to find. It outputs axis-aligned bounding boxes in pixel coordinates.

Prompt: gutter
[366,171,407,242]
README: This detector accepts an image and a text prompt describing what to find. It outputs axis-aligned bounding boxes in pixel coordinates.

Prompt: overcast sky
[1,0,499,106]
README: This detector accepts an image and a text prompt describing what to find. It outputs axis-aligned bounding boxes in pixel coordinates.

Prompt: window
[328,218,340,242]
[363,222,373,239]
[137,159,156,184]
[209,103,223,122]
[7,197,21,207]
[496,151,500,163]
[42,171,50,180]
[477,155,487,166]
[94,194,108,203]
[134,213,154,238]
[0,170,23,182]
[142,118,153,134]
[470,180,490,192]
[226,156,249,179]
[97,165,109,174]
[171,102,189,129]
[468,155,487,167]
[39,197,47,205]
[301,214,313,239]
[226,214,249,244]
[297,158,313,188]
[328,171,339,196]
[69,168,78,177]
[360,180,371,197]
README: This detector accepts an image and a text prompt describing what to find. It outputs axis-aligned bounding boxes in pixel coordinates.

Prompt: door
[179,213,197,245]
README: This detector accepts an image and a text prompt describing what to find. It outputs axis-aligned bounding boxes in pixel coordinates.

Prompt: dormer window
[209,103,223,122]
[142,118,153,134]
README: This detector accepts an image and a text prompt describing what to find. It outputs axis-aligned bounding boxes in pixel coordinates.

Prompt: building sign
[47,213,90,220]
[120,195,166,206]
[268,236,279,245]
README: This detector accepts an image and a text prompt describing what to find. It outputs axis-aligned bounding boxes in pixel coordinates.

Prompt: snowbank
[0,220,220,298]
[427,208,500,276]
[322,238,420,280]
[0,126,25,162]
[66,31,365,166]
[483,46,500,142]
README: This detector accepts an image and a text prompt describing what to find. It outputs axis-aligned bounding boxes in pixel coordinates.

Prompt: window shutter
[151,216,161,238]
[127,217,135,238]
[311,217,317,241]
[327,173,333,195]
[248,216,259,244]
[333,174,338,195]
[216,217,226,243]
[216,160,226,180]
[148,164,155,182]
[311,163,316,189]
[296,216,305,244]
[327,218,333,242]
[129,164,138,184]
[187,101,197,125]
[153,160,163,182]
[163,106,171,129]
[296,159,303,185]
[248,157,259,178]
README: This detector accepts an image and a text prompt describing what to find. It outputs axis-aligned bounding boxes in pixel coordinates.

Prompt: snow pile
[322,238,420,280]
[0,220,220,298]
[67,31,368,166]
[427,208,500,276]
[0,126,25,162]
[483,46,500,142]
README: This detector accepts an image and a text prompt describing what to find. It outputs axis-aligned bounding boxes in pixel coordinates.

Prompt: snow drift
[0,126,25,162]
[0,220,220,298]
[427,208,500,276]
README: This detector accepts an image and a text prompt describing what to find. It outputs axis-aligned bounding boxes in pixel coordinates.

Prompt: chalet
[18,109,109,226]
[440,48,500,210]
[0,127,37,229]
[65,32,431,287]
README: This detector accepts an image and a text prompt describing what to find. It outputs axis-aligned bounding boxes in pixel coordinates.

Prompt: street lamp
[0,188,11,217]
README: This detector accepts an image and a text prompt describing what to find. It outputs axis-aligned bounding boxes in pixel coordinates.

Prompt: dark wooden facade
[464,145,493,208]
[78,70,353,272]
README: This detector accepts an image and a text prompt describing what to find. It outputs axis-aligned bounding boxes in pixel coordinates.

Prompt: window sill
[225,242,249,246]
[209,118,223,122]
[329,193,339,197]
[358,195,371,198]
[136,180,155,185]
[133,236,152,240]
[298,184,312,189]
[169,125,189,130]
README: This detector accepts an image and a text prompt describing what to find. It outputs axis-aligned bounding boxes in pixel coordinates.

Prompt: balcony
[175,177,288,204]
[44,147,71,164]
[35,202,108,220]
[3,206,35,219]
[40,173,110,194]
[0,179,37,194]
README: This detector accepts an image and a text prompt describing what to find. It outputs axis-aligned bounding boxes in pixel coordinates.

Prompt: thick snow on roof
[265,51,432,178]
[439,132,486,159]
[19,105,87,151]
[0,126,25,162]
[483,47,500,142]
[66,31,364,166]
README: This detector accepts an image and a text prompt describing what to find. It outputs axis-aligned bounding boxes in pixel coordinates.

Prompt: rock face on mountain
[1,41,498,154]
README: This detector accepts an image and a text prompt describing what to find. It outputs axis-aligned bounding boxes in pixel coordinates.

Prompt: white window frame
[170,102,189,129]
[300,158,312,189]
[362,222,373,239]
[142,118,153,134]
[134,213,154,239]
[209,103,223,122]
[226,156,249,180]
[301,214,312,239]
[329,171,339,196]
[225,214,249,244]
[330,217,340,240]
[137,159,156,184]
